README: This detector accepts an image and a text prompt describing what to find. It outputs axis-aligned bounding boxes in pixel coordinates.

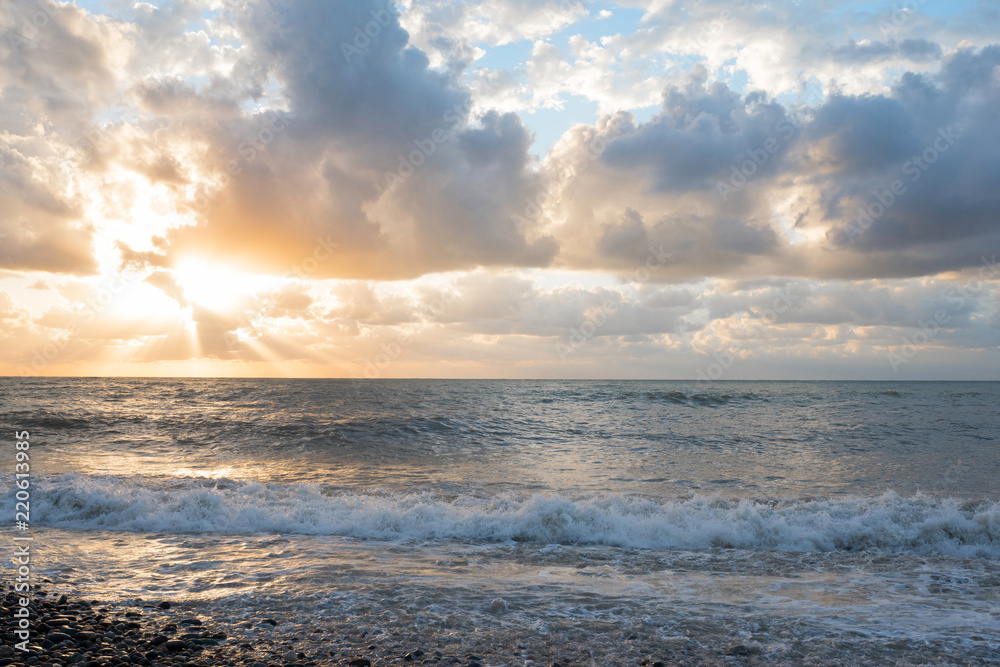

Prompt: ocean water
[2,378,999,664]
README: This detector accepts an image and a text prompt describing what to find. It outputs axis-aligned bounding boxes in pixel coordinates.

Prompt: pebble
[0,584,766,667]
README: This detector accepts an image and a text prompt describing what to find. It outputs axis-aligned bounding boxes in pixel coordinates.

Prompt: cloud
[542,80,789,279]
[815,47,1000,267]
[540,47,1000,282]
[1,0,999,378]
[0,0,126,274]
[0,140,96,273]
[401,0,588,50]
[0,291,31,338]
[158,0,555,279]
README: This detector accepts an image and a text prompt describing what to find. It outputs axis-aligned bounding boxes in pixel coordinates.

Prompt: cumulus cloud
[0,0,123,274]
[156,0,556,279]
[542,48,1000,281]
[1,0,998,377]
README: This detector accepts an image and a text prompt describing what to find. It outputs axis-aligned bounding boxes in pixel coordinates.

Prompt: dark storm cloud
[819,47,1000,274]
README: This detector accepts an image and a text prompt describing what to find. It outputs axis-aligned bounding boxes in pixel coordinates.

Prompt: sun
[172,259,286,311]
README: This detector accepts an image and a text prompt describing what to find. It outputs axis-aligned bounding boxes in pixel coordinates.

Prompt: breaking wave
[16,475,1000,558]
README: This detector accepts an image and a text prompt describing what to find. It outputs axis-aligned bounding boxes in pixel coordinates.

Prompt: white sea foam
[19,475,1000,557]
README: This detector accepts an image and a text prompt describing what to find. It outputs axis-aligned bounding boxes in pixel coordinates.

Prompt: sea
[2,378,999,665]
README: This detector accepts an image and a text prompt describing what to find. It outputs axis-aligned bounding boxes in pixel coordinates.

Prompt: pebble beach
[4,583,757,667]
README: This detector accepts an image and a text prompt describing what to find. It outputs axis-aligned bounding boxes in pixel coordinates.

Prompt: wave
[1,409,150,431]
[640,390,768,406]
[15,476,1000,558]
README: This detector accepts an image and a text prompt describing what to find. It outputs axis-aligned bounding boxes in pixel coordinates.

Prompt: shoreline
[5,573,999,666]
[4,582,722,667]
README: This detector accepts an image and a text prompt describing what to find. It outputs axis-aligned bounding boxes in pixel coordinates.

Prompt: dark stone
[45,632,72,643]
[151,635,168,646]
[348,660,372,667]
[164,640,188,651]
[404,653,414,661]
[178,618,202,626]
[57,595,68,605]
[727,645,752,656]
[652,662,666,667]
[261,618,278,626]
[157,602,171,610]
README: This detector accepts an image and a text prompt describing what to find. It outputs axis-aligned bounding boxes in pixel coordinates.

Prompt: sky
[0,0,999,379]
